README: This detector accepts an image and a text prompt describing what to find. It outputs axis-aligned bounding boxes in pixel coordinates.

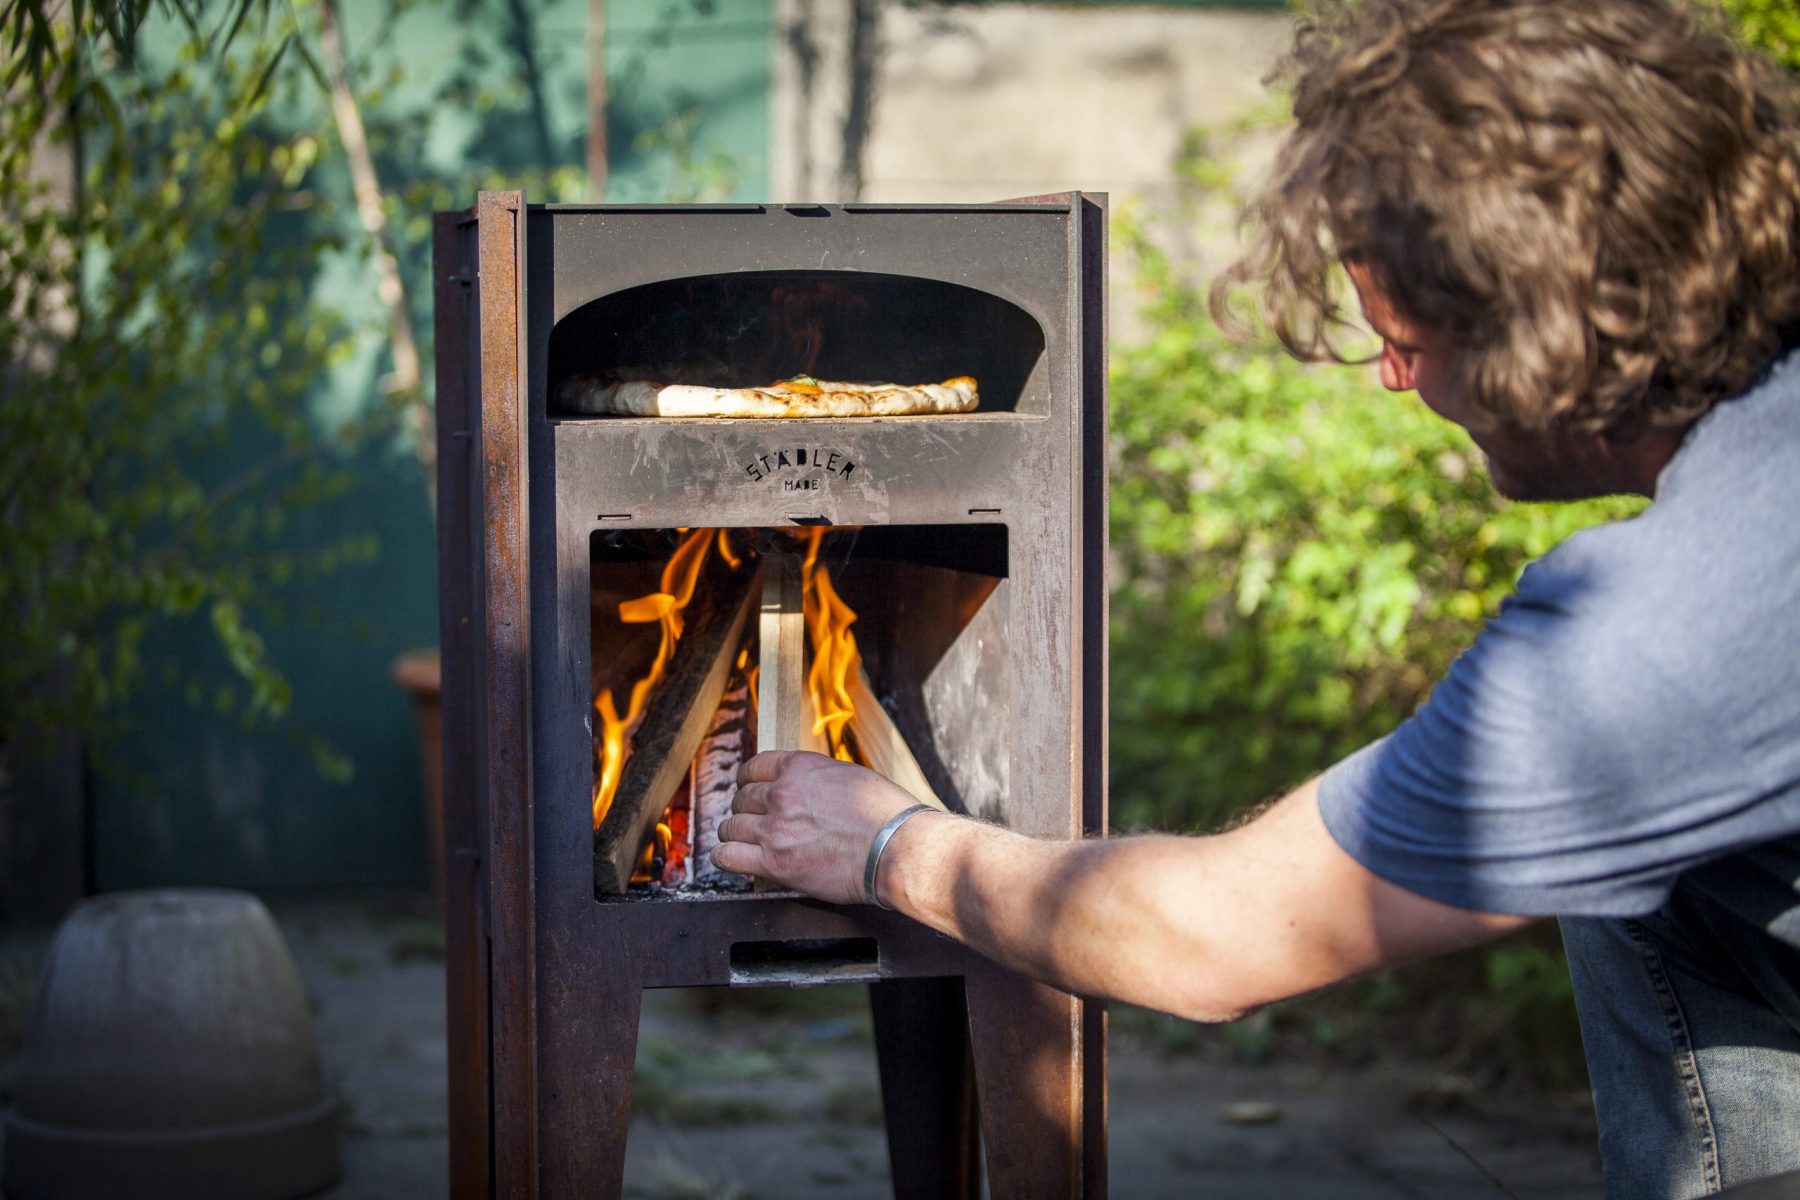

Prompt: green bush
[1107,0,1795,833]
[1719,0,1800,71]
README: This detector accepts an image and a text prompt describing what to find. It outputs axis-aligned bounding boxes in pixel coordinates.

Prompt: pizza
[557,373,980,418]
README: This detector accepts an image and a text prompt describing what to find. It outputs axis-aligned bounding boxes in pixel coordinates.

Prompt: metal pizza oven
[432,192,1107,1198]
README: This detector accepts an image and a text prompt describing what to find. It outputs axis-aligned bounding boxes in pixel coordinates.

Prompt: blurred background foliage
[1106,128,1642,838]
[1719,0,1799,71]
[1110,222,1642,835]
[3,0,755,891]
[0,2,367,787]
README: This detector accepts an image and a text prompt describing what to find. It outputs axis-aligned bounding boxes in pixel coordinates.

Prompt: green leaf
[289,34,331,93]
[212,0,259,56]
[241,32,290,112]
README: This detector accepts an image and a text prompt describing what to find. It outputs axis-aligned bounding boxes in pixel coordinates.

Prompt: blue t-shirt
[1318,349,1800,934]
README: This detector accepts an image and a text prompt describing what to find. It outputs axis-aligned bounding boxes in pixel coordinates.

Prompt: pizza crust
[557,374,980,417]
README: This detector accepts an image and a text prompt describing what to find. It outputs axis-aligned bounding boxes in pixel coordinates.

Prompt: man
[712,1,1800,1195]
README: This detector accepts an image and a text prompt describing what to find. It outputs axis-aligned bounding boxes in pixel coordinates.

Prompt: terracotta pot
[390,648,444,895]
[2,889,341,1200]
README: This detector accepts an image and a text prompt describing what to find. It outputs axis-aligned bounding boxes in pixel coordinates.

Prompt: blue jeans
[1562,883,1800,1198]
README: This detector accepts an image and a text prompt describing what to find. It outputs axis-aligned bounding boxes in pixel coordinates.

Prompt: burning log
[687,656,755,889]
[594,550,757,894]
[602,530,947,893]
[652,773,693,888]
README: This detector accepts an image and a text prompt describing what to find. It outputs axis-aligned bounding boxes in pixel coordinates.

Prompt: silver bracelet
[863,803,934,909]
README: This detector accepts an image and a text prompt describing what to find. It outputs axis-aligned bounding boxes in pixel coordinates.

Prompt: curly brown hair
[1216,0,1800,437]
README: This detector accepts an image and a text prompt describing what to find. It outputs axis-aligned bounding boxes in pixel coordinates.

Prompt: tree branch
[587,0,608,197]
[317,0,434,506]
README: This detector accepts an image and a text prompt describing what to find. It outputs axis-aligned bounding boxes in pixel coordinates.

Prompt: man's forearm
[879,813,1261,1021]
[877,782,1532,1022]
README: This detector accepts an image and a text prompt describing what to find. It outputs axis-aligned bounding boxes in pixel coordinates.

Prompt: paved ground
[2,894,1605,1198]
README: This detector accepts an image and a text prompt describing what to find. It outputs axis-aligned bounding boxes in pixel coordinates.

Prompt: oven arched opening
[547,270,1049,416]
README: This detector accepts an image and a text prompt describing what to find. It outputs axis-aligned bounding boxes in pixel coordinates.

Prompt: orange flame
[800,529,861,763]
[593,528,717,831]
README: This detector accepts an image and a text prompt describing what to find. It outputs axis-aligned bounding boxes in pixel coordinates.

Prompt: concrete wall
[771,3,1288,202]
[769,2,1291,329]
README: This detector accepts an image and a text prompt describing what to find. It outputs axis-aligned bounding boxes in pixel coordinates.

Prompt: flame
[800,529,861,763]
[740,647,759,716]
[592,528,718,831]
[593,525,875,888]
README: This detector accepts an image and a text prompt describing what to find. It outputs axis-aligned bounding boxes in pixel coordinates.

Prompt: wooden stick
[847,667,947,811]
[753,554,811,893]
[757,553,807,754]
[593,552,757,895]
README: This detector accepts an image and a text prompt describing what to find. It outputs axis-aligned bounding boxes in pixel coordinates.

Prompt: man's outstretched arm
[711,751,1532,1022]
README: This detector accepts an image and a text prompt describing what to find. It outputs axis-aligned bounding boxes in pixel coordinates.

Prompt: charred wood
[687,658,755,889]
[594,550,757,894]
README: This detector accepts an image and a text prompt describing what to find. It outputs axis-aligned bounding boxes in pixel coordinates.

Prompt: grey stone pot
[3,889,341,1200]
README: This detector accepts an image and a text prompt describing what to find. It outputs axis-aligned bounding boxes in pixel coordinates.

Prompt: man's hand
[710,750,924,905]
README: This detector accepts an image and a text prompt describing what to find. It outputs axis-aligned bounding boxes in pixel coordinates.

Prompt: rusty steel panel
[433,208,491,1200]
[476,190,537,1198]
[1083,1000,1109,1200]
[541,202,1073,335]
[966,963,1086,1198]
[1077,193,1110,1200]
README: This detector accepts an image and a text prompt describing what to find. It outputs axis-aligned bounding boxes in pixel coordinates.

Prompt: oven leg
[966,964,1092,1199]
[870,977,980,1199]
[579,975,645,1200]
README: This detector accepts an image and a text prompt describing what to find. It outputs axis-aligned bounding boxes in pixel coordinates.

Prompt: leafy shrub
[1719,0,1800,71]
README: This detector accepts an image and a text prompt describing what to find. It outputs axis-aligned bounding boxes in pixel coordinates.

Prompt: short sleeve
[1316,553,1773,918]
